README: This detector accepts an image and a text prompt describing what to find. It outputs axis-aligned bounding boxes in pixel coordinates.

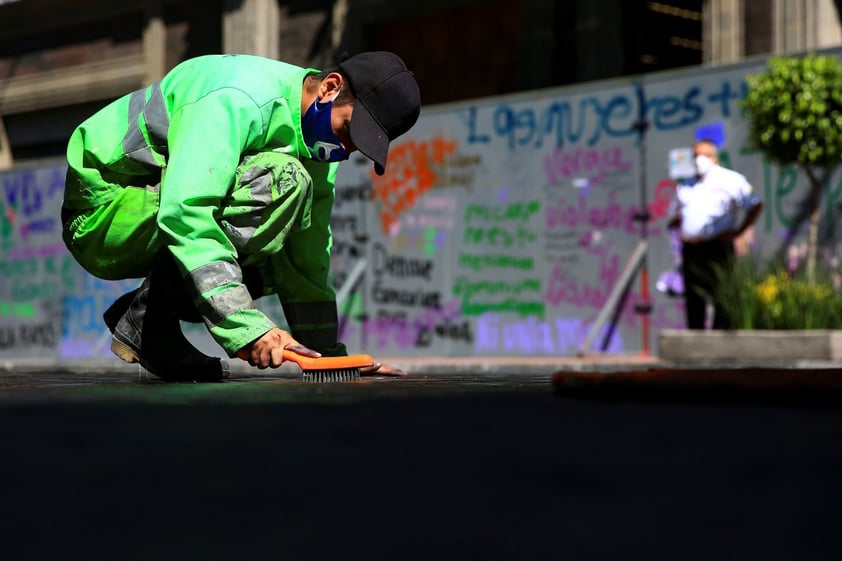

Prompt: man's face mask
[694,154,715,176]
[302,92,349,163]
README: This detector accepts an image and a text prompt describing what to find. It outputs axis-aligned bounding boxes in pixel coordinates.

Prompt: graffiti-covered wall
[2,53,841,360]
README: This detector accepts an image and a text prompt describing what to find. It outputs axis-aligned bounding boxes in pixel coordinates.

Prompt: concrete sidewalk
[3,349,842,401]
[4,328,841,378]
[3,358,841,561]
[0,351,659,373]
[2,348,841,377]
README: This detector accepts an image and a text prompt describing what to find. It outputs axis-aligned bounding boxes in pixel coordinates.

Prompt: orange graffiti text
[371,137,458,234]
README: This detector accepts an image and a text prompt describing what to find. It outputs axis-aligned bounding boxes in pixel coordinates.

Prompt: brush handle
[237,348,374,370]
[283,349,374,370]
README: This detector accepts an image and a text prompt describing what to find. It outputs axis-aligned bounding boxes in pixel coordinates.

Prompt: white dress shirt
[674,164,759,241]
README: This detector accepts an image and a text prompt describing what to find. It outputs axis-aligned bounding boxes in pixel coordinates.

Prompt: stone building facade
[1,0,841,168]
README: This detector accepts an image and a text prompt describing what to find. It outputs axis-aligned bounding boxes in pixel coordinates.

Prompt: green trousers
[62,152,312,283]
[63,152,346,355]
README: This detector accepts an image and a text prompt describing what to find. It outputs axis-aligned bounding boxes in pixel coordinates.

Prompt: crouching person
[61,52,420,381]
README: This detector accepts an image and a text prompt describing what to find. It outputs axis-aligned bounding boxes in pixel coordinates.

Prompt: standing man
[668,139,763,329]
[62,51,420,381]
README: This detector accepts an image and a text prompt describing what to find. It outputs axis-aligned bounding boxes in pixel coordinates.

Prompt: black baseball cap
[338,51,421,175]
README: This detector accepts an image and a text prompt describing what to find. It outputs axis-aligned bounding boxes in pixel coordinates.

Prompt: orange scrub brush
[238,348,374,383]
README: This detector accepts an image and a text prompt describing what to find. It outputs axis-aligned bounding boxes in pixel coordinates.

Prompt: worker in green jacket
[61,51,420,381]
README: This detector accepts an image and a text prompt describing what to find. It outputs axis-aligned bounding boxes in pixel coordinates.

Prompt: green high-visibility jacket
[64,54,344,356]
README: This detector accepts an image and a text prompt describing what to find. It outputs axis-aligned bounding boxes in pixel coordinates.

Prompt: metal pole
[632,115,652,357]
[578,240,648,356]
[335,258,367,310]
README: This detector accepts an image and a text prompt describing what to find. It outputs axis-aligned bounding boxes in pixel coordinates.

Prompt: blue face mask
[301,94,349,163]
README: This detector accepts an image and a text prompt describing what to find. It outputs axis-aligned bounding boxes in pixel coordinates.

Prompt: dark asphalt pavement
[1,364,841,560]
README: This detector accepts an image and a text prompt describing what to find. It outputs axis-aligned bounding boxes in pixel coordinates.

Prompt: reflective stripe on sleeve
[123,82,169,169]
[191,261,243,295]
[199,284,256,326]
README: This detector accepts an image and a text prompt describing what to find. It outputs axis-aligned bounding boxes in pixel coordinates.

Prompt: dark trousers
[101,247,266,326]
[681,239,734,330]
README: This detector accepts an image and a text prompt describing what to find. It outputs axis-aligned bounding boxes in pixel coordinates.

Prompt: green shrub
[741,54,842,285]
[742,54,842,168]
[714,257,842,329]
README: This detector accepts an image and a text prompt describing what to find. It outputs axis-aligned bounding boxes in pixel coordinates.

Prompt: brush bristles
[302,368,362,383]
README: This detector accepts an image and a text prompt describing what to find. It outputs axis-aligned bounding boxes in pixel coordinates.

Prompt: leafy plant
[741,53,842,284]
[710,257,765,330]
[714,256,842,329]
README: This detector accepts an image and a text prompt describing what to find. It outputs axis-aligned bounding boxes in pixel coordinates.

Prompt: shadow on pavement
[1,368,841,560]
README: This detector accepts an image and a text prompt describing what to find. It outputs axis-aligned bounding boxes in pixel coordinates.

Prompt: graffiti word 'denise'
[372,242,434,280]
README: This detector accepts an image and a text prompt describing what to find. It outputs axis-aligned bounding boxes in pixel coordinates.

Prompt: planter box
[658,329,842,364]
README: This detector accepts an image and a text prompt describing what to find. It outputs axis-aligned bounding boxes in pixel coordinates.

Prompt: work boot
[103,288,139,333]
[105,259,229,382]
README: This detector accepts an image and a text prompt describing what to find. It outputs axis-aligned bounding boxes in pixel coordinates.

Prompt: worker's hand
[238,327,320,369]
[731,226,756,256]
[360,361,407,377]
